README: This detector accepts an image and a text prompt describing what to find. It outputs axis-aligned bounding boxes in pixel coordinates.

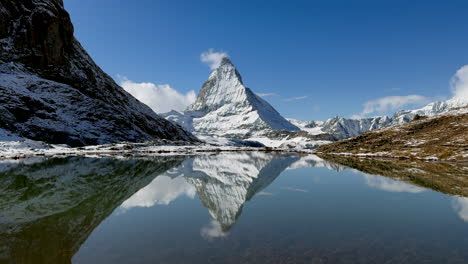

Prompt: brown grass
[318,154,468,197]
[317,110,468,161]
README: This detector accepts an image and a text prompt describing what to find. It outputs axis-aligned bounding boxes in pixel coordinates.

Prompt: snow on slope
[288,115,392,140]
[321,115,392,140]
[389,97,468,126]
[287,118,324,135]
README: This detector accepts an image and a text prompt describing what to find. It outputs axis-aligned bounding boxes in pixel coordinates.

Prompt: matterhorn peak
[166,56,299,138]
[187,58,245,112]
[219,56,234,66]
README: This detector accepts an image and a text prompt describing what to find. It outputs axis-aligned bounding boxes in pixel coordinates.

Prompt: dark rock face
[0,0,198,146]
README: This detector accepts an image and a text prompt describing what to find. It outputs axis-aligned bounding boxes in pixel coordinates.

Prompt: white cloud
[119,77,196,113]
[450,65,468,101]
[359,95,429,116]
[284,96,308,102]
[256,93,276,97]
[200,49,229,70]
[354,65,468,117]
[120,175,196,211]
[363,173,426,193]
[452,196,468,223]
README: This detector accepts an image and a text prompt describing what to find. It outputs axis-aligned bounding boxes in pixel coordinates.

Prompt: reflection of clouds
[120,176,196,210]
[281,187,309,193]
[363,174,426,193]
[452,197,468,223]
[200,219,229,240]
[287,154,345,171]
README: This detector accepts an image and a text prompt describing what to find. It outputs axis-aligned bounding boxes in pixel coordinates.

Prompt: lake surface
[0,152,467,264]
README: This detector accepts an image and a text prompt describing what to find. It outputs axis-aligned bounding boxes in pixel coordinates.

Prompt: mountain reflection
[121,152,300,235]
[1,152,467,263]
[0,156,185,264]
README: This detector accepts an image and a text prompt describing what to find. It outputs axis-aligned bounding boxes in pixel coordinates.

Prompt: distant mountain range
[290,96,468,141]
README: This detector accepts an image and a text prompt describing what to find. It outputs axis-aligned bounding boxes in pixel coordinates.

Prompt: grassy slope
[317,108,468,161]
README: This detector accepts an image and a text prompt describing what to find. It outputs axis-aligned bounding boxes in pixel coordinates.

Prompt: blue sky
[65,0,468,120]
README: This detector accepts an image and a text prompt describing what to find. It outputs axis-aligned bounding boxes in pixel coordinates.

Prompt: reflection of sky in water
[200,219,229,239]
[120,175,195,211]
[3,154,467,264]
[452,197,468,222]
[362,173,426,193]
[71,154,468,263]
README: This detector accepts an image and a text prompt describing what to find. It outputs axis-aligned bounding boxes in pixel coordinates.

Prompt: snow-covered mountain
[389,97,468,126]
[289,116,391,140]
[163,58,299,138]
[291,97,468,141]
[0,0,197,146]
[321,116,392,140]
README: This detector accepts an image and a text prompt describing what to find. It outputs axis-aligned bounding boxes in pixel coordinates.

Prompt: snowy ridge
[287,119,324,135]
[321,115,391,140]
[389,97,468,126]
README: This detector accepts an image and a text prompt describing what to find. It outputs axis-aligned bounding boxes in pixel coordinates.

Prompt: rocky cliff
[0,0,197,146]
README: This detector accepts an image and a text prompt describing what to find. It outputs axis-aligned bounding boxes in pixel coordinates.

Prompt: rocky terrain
[0,0,197,146]
[317,107,468,161]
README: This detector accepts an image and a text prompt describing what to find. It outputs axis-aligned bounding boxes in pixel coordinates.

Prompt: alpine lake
[1,152,467,264]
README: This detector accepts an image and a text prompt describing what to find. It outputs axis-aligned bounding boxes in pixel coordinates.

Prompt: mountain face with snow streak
[163,58,299,138]
[0,0,197,146]
[321,116,392,140]
[289,116,391,141]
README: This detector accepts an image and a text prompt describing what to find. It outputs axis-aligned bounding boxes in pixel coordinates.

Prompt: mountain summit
[164,57,299,138]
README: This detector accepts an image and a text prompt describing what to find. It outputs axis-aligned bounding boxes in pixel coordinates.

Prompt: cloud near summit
[118,76,196,113]
[201,49,229,70]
